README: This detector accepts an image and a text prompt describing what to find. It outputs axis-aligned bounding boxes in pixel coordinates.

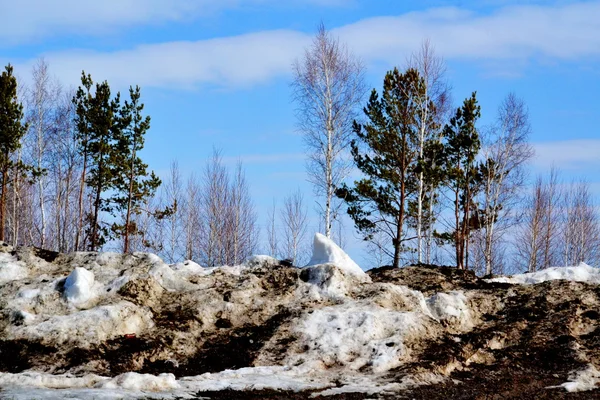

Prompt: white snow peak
[305,233,364,276]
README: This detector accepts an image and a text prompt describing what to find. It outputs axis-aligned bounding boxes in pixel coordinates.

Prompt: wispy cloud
[8,1,600,89]
[532,139,600,172]
[335,1,600,62]
[0,0,349,45]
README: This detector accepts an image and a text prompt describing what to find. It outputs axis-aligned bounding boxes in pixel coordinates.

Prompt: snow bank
[488,262,600,285]
[288,303,430,373]
[0,252,28,283]
[64,267,95,306]
[305,233,364,276]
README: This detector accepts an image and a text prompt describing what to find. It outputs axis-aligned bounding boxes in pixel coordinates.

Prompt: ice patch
[305,233,364,276]
[488,262,600,285]
[64,267,95,306]
[244,255,279,269]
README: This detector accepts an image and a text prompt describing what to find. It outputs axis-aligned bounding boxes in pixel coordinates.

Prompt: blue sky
[1,0,599,264]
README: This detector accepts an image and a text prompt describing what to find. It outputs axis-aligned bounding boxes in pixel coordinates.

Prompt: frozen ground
[0,236,599,399]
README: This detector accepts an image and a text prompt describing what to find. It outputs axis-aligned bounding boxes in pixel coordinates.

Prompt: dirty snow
[488,262,600,285]
[0,252,28,283]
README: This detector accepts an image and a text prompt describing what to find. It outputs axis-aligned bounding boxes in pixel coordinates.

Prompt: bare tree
[266,199,278,258]
[224,162,259,265]
[183,173,202,261]
[160,161,184,263]
[477,93,534,275]
[515,170,561,272]
[561,180,600,266]
[25,59,60,248]
[280,189,308,265]
[292,23,365,239]
[407,39,451,263]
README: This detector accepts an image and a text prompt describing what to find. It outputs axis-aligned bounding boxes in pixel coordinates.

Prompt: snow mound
[305,233,364,276]
[488,262,600,285]
[0,252,28,283]
[64,267,95,306]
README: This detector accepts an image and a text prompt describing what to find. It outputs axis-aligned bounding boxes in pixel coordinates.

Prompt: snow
[63,267,95,306]
[8,302,154,346]
[0,252,28,283]
[427,291,473,330]
[553,365,600,392]
[288,302,431,373]
[488,262,600,285]
[244,254,279,269]
[305,233,364,276]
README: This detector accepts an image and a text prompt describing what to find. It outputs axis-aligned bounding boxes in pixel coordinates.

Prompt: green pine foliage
[73,73,161,252]
[111,86,161,253]
[0,65,30,241]
[440,92,482,269]
[336,68,429,268]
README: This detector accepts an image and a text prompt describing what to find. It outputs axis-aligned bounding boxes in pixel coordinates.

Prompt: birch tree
[477,93,533,275]
[280,190,308,265]
[407,39,450,263]
[292,23,365,239]
[561,181,600,266]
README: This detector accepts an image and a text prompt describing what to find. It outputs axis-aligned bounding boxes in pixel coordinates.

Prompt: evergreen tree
[73,73,122,251]
[0,65,29,241]
[336,68,427,268]
[111,86,161,253]
[441,92,482,269]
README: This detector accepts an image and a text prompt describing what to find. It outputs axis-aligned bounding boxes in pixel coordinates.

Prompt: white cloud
[532,139,600,172]
[0,0,348,45]
[7,1,600,90]
[11,30,311,89]
[334,1,600,62]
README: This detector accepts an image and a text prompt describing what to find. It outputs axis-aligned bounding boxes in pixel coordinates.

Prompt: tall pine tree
[337,68,428,268]
[0,65,29,242]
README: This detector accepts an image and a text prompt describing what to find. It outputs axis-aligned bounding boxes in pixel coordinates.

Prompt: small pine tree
[441,92,482,269]
[111,86,161,253]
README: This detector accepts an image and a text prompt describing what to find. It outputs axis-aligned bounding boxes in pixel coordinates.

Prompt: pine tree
[336,68,427,268]
[441,92,482,269]
[73,73,122,251]
[111,85,161,253]
[0,65,29,242]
